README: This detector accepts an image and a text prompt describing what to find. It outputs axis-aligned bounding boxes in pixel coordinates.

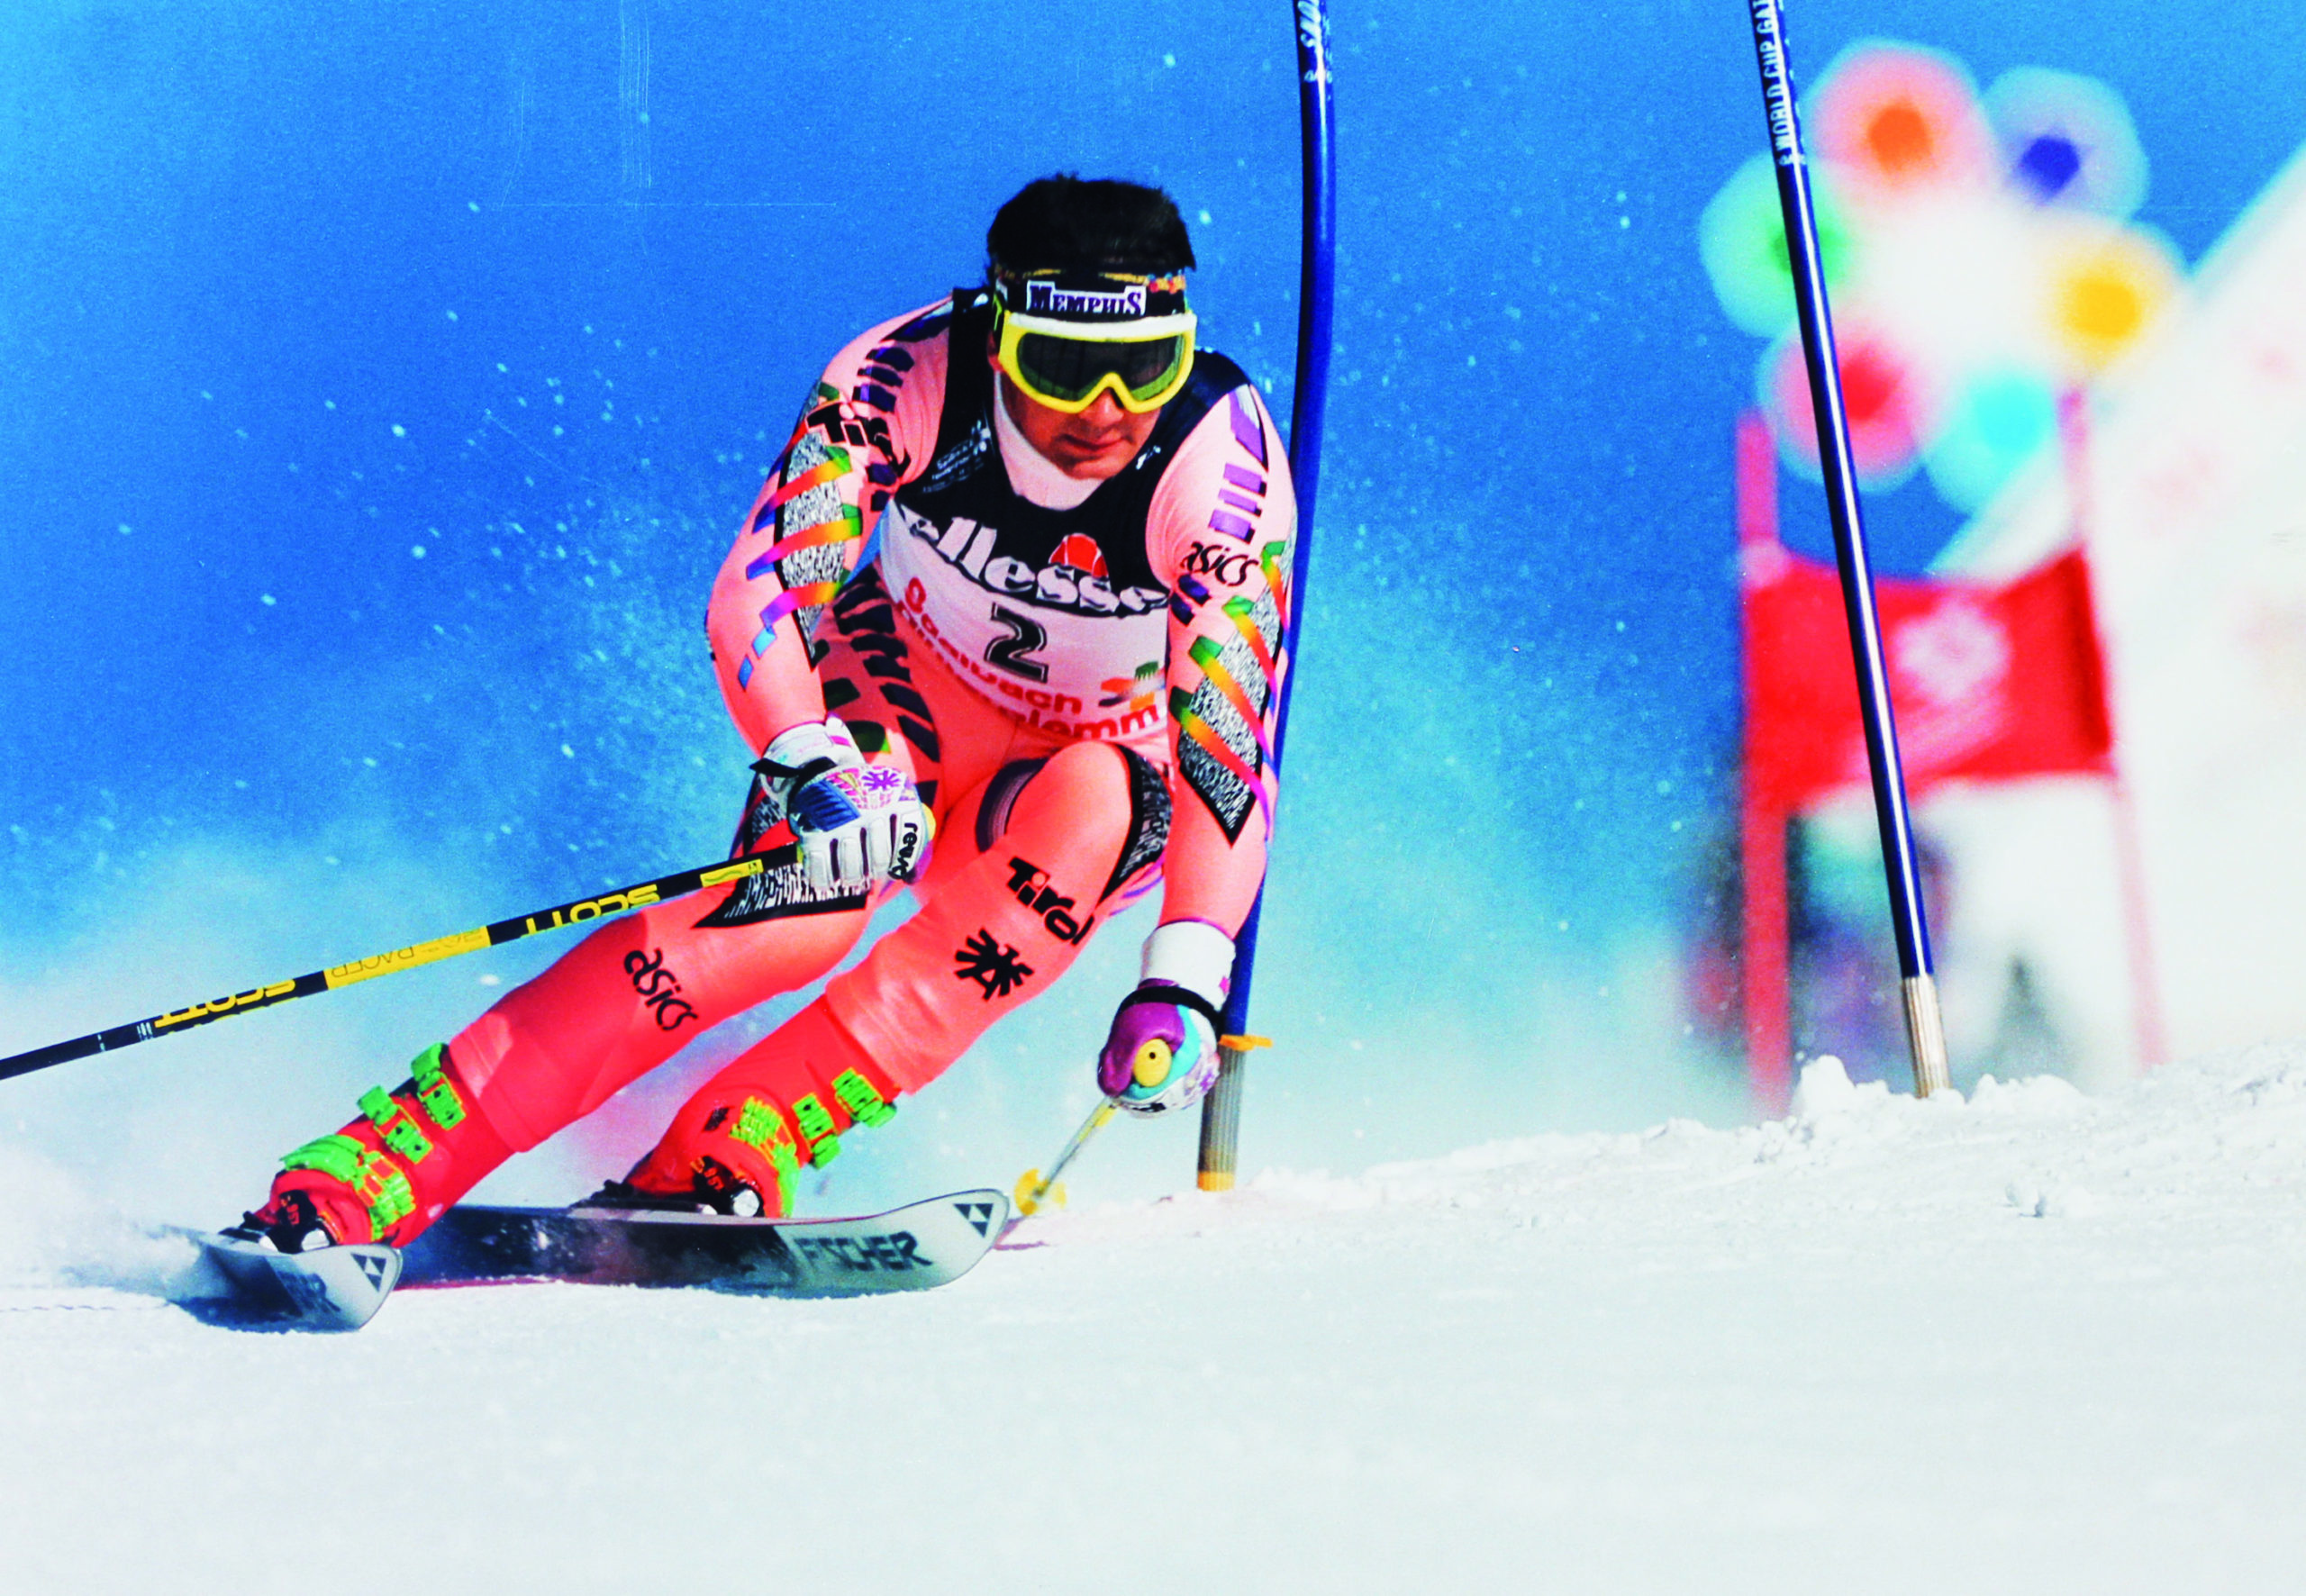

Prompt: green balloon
[1699,154,1858,340]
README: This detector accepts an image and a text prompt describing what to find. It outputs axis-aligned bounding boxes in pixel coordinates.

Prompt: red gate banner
[1742,542,2115,809]
[1731,408,2121,1110]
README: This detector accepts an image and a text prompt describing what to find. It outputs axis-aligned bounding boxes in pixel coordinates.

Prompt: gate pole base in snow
[1902,975,1952,1097]
[1196,1037,1267,1192]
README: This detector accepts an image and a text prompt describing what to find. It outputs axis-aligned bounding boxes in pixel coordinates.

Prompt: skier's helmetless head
[984,175,1199,479]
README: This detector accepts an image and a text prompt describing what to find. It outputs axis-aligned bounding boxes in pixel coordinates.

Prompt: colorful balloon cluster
[1699,41,2183,512]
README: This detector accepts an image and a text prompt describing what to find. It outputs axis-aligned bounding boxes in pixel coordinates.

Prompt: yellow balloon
[2045,223,2183,375]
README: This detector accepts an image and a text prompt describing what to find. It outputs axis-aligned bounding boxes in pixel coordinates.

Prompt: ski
[176,1189,1006,1331]
[397,1188,1008,1297]
[185,1229,404,1332]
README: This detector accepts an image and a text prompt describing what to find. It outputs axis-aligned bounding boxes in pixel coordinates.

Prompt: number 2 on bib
[985,604,1050,683]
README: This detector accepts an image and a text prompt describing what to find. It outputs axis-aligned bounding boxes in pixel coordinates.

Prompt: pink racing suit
[268,289,1294,1237]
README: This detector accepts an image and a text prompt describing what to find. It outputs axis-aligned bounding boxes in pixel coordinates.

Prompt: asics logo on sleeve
[623,948,700,1031]
[1180,540,1260,586]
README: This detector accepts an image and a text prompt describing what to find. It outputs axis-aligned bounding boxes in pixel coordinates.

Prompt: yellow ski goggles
[993,304,1198,415]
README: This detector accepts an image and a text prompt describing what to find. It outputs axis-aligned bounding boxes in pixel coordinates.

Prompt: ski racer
[235,175,1296,1251]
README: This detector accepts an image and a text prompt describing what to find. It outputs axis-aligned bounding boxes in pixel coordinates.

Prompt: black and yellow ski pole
[0,849,791,1084]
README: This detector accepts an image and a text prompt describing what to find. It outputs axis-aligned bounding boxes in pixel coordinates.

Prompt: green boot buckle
[359,1086,433,1164]
[362,1158,416,1235]
[730,1095,803,1210]
[791,1093,841,1166]
[280,1133,415,1237]
[831,1068,897,1129]
[410,1042,468,1130]
[280,1131,365,1188]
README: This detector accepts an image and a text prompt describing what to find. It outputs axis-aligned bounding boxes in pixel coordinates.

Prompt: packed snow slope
[7,1046,2306,1595]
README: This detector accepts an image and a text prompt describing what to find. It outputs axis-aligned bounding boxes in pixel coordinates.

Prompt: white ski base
[184,1229,402,1331]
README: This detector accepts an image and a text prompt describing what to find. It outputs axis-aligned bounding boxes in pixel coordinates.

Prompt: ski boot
[604,1005,903,1219]
[234,1042,512,1252]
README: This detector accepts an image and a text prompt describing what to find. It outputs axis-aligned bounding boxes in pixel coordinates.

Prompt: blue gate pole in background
[1195,0,1338,1190]
[1742,0,1951,1097]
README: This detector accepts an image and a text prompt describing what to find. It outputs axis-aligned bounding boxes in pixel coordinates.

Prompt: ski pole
[0,848,791,1084]
[1195,0,1339,1191]
[1010,1095,1121,1229]
[1742,0,1951,1096]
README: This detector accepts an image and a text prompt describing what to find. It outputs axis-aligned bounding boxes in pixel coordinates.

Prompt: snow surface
[8,1048,2306,1594]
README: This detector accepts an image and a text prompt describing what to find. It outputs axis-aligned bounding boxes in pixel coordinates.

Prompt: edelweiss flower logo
[953,929,1033,1001]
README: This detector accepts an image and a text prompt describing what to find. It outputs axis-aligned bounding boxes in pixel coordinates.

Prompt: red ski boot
[604,1002,902,1218]
[236,1043,513,1251]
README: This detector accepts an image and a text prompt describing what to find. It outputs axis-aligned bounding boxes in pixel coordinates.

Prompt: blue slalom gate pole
[1195,0,1337,1189]
[1742,0,1950,1096]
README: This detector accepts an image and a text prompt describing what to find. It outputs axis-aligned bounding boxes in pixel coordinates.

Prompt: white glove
[756,717,931,892]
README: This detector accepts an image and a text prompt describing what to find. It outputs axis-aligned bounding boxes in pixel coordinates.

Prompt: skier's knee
[1007,742,1169,907]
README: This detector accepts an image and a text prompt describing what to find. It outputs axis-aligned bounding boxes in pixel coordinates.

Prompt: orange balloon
[1812,42,1993,203]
